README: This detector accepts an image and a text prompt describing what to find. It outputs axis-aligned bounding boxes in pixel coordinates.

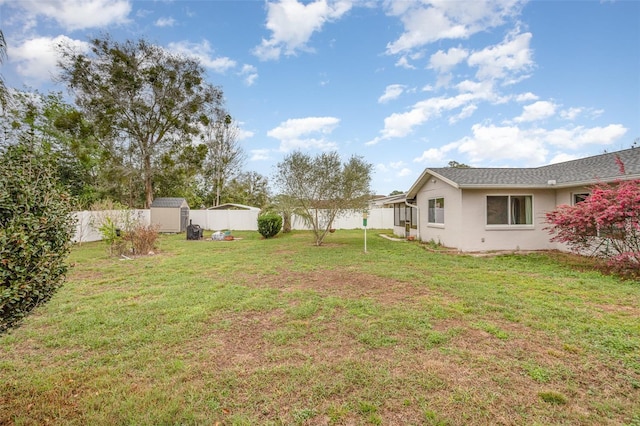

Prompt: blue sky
[1,0,638,195]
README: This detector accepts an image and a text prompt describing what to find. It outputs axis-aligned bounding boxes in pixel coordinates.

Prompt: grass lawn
[1,230,639,425]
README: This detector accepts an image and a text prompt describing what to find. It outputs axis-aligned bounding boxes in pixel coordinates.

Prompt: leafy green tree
[222,171,269,208]
[201,113,246,206]
[268,194,298,233]
[154,143,208,208]
[1,142,75,333]
[57,35,224,208]
[0,91,102,207]
[448,160,471,168]
[274,151,372,246]
[388,190,404,196]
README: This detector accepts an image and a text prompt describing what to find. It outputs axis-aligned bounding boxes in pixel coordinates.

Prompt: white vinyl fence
[72,208,393,242]
[289,208,393,230]
[72,210,151,243]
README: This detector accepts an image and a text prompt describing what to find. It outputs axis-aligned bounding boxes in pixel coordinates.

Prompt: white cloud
[560,107,583,121]
[545,124,627,149]
[385,0,525,54]
[253,0,353,61]
[167,40,236,73]
[457,123,549,165]
[395,56,416,69]
[515,92,539,102]
[514,100,557,123]
[376,163,390,173]
[378,84,406,103]
[239,64,259,86]
[413,148,446,164]
[376,161,412,177]
[237,127,255,141]
[368,91,484,143]
[397,168,412,177]
[449,104,477,124]
[250,149,271,161]
[155,17,176,27]
[267,116,340,151]
[15,0,131,31]
[467,30,534,83]
[450,122,627,165]
[548,153,580,164]
[11,35,89,83]
[428,46,468,73]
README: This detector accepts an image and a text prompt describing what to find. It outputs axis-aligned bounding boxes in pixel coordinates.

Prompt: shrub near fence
[72,208,394,242]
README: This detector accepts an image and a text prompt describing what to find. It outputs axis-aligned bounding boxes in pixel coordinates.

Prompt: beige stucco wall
[412,176,592,252]
[455,189,558,251]
[414,176,462,247]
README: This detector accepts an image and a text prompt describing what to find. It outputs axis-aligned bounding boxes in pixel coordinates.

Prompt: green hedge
[0,143,75,333]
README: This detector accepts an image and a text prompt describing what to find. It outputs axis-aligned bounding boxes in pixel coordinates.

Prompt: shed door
[180,207,189,232]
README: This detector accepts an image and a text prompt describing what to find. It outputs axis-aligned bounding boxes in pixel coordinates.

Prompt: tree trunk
[144,155,153,208]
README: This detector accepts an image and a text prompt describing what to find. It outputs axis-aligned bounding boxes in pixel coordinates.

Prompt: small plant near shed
[257,213,282,239]
[90,200,158,256]
[125,224,160,255]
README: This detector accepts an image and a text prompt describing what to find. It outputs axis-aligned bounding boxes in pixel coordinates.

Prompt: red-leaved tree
[546,170,640,279]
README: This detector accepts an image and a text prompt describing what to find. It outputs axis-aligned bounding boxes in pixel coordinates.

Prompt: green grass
[1,230,639,425]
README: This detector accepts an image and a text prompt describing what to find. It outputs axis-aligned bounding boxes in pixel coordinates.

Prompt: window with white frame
[428,197,444,224]
[486,195,533,226]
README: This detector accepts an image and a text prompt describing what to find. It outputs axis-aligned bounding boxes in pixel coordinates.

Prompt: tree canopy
[57,36,225,208]
[274,151,372,246]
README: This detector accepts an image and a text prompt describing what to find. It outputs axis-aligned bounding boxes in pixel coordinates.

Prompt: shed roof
[206,203,260,211]
[150,197,189,208]
[408,148,640,197]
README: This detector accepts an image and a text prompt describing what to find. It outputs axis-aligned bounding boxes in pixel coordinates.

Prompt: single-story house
[389,148,640,252]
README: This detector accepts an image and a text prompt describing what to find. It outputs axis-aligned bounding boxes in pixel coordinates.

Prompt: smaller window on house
[573,193,589,205]
[428,197,445,224]
[487,195,533,226]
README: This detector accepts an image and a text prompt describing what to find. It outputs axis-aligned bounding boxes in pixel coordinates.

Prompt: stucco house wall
[413,176,462,246]
[456,188,557,252]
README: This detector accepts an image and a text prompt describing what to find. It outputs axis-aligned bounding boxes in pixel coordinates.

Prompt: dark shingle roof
[408,148,640,196]
[150,197,188,208]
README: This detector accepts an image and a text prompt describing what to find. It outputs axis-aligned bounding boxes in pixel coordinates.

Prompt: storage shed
[150,197,189,233]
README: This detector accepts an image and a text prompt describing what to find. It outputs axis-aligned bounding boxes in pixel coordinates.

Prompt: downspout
[405,198,420,241]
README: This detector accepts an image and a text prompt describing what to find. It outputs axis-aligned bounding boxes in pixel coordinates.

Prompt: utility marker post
[363,212,368,253]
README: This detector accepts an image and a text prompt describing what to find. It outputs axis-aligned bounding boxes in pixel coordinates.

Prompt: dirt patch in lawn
[187,269,639,425]
[241,268,448,306]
